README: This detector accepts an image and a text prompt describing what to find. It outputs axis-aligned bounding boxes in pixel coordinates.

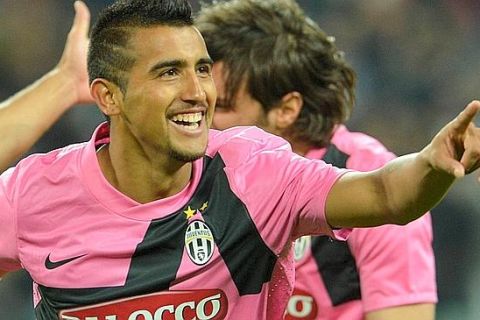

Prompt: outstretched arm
[366,304,435,320]
[0,1,92,172]
[326,100,480,227]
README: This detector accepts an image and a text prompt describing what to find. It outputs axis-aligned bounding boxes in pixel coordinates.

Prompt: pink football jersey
[0,124,349,320]
[285,125,437,320]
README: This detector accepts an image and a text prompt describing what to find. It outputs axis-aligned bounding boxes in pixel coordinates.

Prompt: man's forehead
[128,25,210,66]
[130,25,207,53]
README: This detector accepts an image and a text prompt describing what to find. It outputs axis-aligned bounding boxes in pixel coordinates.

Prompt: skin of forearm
[379,152,455,225]
[327,152,456,228]
[366,303,435,320]
[0,69,79,171]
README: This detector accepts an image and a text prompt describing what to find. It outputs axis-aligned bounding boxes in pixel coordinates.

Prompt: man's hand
[326,100,480,228]
[421,100,480,179]
[56,0,93,105]
[0,1,95,171]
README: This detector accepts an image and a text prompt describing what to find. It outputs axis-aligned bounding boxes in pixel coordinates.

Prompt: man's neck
[96,143,193,204]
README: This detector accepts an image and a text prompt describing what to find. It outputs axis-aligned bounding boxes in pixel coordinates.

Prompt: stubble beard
[168,141,207,163]
[165,118,210,163]
[169,149,205,162]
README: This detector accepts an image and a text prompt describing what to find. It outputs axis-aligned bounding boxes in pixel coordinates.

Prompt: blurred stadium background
[0,0,479,319]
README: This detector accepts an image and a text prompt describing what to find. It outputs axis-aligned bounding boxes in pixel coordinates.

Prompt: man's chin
[169,149,206,163]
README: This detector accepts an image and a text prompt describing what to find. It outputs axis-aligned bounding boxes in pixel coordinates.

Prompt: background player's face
[118,26,216,161]
[211,62,276,133]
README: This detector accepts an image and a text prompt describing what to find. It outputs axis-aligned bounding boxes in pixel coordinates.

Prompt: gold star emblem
[184,206,196,219]
[200,201,208,212]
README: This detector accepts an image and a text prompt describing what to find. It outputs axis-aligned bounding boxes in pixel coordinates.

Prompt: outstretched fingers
[450,100,480,134]
[431,100,480,178]
[447,101,480,178]
[460,125,480,175]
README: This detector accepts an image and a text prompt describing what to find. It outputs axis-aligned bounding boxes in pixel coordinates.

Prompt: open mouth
[170,112,203,131]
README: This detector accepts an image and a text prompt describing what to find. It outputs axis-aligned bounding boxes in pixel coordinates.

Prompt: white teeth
[171,112,202,123]
[171,112,202,131]
[185,122,199,130]
[175,122,199,131]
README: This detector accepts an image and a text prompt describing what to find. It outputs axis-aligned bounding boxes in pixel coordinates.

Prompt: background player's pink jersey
[0,124,349,320]
[285,125,437,320]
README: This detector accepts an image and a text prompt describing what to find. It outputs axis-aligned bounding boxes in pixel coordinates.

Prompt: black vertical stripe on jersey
[198,155,278,295]
[311,236,361,305]
[123,212,188,291]
[312,144,361,306]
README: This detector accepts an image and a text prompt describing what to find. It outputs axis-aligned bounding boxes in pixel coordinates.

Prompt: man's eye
[160,69,178,78]
[197,65,212,75]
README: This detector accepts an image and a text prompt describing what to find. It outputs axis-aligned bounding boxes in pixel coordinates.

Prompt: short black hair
[88,0,193,93]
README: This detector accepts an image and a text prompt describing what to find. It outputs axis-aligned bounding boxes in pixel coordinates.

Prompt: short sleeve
[216,127,350,254]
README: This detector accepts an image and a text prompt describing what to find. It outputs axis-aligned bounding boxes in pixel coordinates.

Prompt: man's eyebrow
[148,57,213,75]
[149,59,185,75]
[198,57,214,66]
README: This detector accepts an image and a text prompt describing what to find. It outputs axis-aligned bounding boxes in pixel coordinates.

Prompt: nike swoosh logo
[45,253,86,270]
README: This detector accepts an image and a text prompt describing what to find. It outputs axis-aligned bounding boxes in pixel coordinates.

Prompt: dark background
[0,1,479,319]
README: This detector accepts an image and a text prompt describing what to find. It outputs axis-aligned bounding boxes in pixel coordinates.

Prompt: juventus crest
[185,220,215,265]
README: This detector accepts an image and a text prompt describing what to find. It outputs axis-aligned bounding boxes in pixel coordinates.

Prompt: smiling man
[89,22,217,202]
[0,1,479,320]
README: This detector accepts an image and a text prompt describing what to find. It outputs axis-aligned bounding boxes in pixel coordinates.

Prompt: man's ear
[90,79,123,116]
[268,91,304,129]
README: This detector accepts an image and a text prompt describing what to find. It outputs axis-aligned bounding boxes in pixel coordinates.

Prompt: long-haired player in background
[195,1,437,319]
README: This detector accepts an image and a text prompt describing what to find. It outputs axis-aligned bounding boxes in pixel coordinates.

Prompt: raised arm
[0,1,92,172]
[326,100,480,227]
